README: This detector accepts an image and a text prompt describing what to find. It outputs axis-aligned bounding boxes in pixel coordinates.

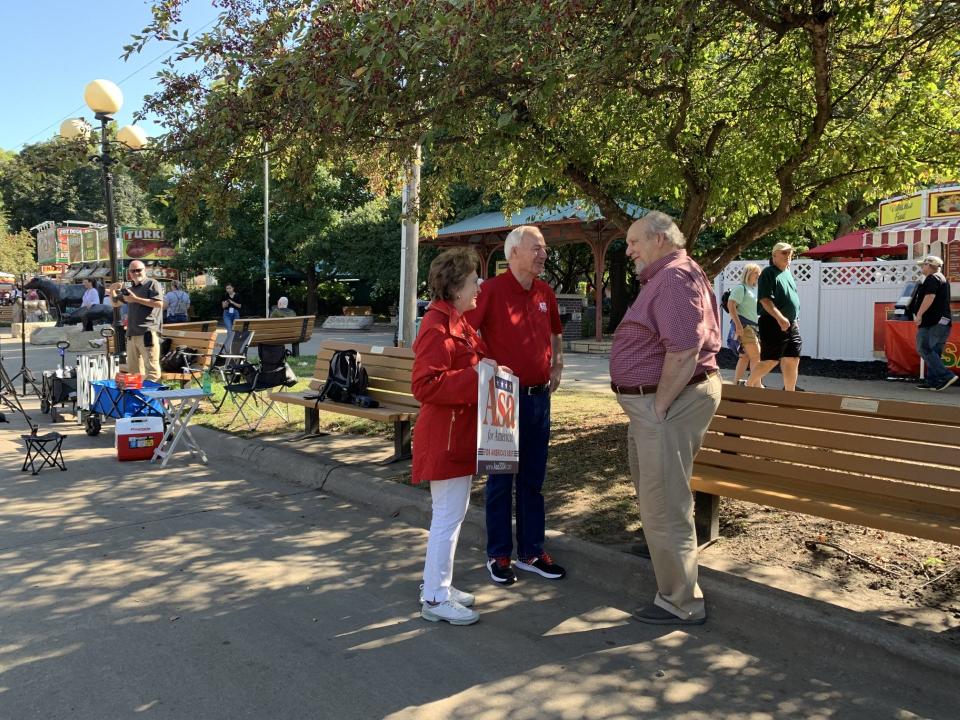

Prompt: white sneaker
[418,583,475,607]
[421,599,479,625]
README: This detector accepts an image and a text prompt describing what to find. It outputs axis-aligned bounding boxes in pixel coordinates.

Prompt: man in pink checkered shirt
[609,211,722,626]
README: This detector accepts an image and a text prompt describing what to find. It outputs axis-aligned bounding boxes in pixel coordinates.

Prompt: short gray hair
[503,225,542,260]
[643,211,686,249]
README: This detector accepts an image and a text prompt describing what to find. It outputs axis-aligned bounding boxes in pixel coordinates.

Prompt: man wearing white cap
[910,255,956,391]
[747,242,802,391]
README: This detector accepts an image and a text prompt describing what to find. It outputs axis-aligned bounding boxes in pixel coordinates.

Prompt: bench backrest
[311,340,418,412]
[106,328,218,372]
[163,321,211,333]
[695,384,960,512]
[236,316,314,345]
[165,316,314,345]
[162,328,218,371]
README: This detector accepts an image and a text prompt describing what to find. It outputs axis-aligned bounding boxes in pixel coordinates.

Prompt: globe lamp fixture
[117,125,148,150]
[84,79,123,116]
[59,118,91,141]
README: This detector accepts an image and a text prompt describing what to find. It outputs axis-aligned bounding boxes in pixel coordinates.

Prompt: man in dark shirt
[747,242,802,391]
[108,261,164,381]
[911,255,956,391]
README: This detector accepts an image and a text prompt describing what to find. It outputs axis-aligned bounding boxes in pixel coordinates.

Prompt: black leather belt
[611,371,718,396]
[521,383,550,396]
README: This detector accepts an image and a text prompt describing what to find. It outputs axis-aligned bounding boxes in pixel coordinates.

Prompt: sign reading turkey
[476,361,520,475]
[121,226,177,261]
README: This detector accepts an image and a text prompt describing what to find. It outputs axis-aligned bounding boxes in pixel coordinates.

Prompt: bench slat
[702,432,960,490]
[269,391,416,422]
[692,467,960,545]
[316,350,414,373]
[722,385,960,426]
[363,389,419,409]
[310,368,412,395]
[709,416,960,468]
[716,400,960,447]
[321,340,414,360]
[695,448,960,510]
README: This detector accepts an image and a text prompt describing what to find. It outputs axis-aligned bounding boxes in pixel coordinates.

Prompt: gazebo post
[588,232,612,341]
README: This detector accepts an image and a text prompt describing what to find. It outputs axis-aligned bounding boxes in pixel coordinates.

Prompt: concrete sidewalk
[0,403,958,718]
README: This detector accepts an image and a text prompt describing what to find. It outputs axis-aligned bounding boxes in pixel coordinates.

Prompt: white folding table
[142,388,210,467]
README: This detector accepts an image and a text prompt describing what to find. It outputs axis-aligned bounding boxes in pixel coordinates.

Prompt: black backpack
[318,349,370,404]
[160,345,198,373]
[720,284,744,313]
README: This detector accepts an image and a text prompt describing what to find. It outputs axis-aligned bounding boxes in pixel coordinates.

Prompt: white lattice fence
[716,260,920,361]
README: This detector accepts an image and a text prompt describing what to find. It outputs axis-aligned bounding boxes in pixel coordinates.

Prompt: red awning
[802,230,907,259]
[867,220,960,249]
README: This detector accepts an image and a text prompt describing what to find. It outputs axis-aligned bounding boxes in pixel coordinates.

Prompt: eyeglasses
[130,268,145,274]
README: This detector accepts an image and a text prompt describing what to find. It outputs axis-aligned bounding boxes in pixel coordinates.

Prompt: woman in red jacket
[412,247,502,626]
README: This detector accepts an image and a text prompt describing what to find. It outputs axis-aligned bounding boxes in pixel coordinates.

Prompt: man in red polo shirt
[609,211,721,625]
[467,225,566,585]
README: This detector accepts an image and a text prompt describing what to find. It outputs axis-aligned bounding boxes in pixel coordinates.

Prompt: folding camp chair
[209,330,255,411]
[222,344,294,430]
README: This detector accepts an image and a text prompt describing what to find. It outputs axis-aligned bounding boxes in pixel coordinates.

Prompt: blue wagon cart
[84,379,167,436]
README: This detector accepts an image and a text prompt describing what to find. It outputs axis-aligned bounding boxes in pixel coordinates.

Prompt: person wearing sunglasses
[108,261,165,381]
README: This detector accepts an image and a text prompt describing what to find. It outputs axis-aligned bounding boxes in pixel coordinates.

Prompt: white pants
[422,475,472,603]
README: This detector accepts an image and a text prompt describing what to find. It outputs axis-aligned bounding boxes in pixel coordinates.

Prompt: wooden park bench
[691,384,960,547]
[108,327,218,387]
[270,340,420,463]
[166,315,315,355]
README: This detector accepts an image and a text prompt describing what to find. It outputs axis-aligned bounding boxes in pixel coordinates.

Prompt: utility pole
[398,144,421,347]
[264,143,270,317]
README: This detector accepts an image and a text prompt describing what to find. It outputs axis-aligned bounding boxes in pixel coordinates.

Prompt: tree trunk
[305,265,318,317]
[607,244,628,333]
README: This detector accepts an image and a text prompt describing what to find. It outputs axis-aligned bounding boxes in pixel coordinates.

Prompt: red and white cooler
[115,417,164,461]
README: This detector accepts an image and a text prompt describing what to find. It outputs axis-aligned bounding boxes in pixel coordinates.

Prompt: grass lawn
[192,356,640,544]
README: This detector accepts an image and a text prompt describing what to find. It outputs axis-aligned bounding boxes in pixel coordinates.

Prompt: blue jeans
[166,313,188,324]
[916,324,953,384]
[486,391,551,560]
[223,311,237,353]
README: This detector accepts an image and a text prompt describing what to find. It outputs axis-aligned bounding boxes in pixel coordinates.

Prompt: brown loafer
[632,604,706,625]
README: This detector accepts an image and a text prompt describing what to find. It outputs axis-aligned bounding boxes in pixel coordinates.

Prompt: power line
[15,16,218,149]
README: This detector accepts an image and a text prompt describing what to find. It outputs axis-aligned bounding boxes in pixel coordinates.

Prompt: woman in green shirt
[727,263,762,385]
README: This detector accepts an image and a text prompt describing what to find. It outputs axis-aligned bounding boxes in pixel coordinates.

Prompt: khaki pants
[617,373,721,620]
[126,333,161,382]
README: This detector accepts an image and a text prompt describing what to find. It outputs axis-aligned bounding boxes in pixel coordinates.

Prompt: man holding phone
[108,261,164,381]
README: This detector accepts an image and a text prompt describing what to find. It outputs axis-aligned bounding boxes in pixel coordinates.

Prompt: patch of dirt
[712,499,960,622]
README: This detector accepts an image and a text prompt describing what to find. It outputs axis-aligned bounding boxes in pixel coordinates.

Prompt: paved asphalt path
[0,404,956,719]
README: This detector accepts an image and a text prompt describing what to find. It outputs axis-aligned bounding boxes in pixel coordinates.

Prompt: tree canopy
[133,0,960,276]
[0,136,155,234]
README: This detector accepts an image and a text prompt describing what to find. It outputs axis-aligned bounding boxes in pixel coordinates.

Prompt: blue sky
[0,1,216,151]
